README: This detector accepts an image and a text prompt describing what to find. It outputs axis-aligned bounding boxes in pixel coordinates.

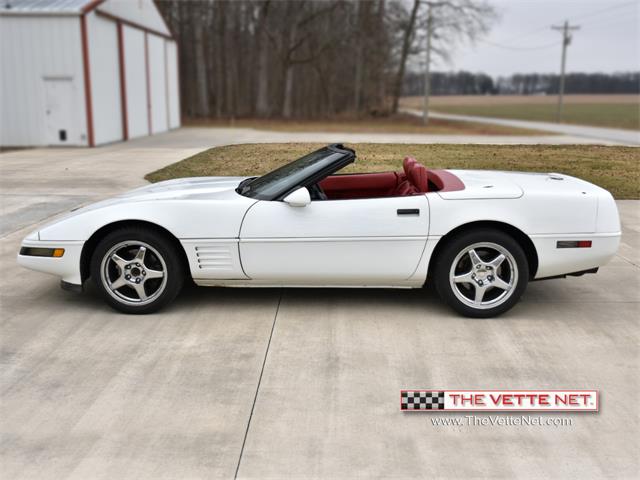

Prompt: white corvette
[18,144,620,317]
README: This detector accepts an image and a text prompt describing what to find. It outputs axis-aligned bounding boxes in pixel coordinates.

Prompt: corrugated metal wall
[0,10,180,147]
[0,15,88,146]
[88,12,122,145]
[148,33,168,135]
[166,40,180,129]
[122,25,149,138]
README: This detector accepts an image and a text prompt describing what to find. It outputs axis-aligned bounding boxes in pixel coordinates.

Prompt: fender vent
[195,245,234,271]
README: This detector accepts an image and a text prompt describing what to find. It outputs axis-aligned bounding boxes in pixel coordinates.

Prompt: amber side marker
[556,240,592,249]
[19,247,65,257]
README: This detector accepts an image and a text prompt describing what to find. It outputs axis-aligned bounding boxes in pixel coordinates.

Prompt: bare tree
[389,0,496,116]
[416,0,497,121]
[255,1,271,117]
[155,0,494,121]
[390,0,421,114]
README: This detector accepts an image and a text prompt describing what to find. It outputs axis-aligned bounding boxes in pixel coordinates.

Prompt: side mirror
[283,187,311,207]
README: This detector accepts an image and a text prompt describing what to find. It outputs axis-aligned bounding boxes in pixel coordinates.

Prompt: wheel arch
[80,220,190,283]
[426,220,539,281]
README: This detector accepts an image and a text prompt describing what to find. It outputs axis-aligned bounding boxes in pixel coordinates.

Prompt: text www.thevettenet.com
[431,416,573,427]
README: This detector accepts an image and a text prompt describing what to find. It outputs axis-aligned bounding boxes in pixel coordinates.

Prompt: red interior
[319,156,464,200]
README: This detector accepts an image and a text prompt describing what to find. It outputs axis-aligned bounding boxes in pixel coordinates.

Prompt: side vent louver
[195,245,234,271]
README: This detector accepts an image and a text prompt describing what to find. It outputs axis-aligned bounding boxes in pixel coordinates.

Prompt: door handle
[397,209,420,216]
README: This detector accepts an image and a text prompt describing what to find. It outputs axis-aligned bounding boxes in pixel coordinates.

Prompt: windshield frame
[236,144,355,201]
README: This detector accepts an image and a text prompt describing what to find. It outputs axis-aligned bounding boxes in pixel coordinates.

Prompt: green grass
[433,104,640,130]
[146,143,640,199]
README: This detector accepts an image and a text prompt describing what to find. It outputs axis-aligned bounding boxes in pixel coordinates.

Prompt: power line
[568,0,637,23]
[477,39,561,51]
[493,25,552,46]
[492,0,635,47]
[580,11,640,29]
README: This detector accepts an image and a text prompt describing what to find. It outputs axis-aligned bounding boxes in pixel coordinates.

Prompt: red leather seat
[409,164,429,193]
[321,156,449,199]
[393,179,418,196]
[403,157,416,177]
[392,157,418,195]
[392,156,428,195]
[319,172,399,199]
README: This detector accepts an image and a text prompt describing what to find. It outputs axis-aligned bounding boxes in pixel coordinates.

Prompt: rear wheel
[90,228,184,314]
[433,229,529,318]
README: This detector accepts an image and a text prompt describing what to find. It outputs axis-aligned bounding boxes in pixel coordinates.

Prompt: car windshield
[237,146,348,200]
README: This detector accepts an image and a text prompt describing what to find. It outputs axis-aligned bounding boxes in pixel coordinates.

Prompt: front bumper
[17,239,84,286]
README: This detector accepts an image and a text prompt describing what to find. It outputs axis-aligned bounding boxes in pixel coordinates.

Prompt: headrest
[409,164,429,193]
[403,157,417,177]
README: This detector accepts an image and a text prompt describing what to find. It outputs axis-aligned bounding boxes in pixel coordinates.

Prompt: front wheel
[90,227,184,314]
[433,229,529,318]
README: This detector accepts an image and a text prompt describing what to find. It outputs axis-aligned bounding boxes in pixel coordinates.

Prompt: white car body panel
[431,170,603,234]
[37,177,256,241]
[17,169,621,288]
[436,170,523,200]
[181,239,248,280]
[529,233,620,278]
[19,239,84,285]
[240,195,429,282]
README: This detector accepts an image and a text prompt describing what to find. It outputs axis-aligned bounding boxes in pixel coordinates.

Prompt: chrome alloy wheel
[100,241,167,306]
[449,242,518,310]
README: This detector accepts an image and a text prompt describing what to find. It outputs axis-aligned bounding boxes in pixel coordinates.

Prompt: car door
[239,195,430,284]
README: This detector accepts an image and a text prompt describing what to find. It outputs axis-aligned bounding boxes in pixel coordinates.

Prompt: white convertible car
[18,144,620,317]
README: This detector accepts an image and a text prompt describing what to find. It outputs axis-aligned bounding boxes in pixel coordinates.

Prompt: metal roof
[0,0,95,15]
[1,0,173,37]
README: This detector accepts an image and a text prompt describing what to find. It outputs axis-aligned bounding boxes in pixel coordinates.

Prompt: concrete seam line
[615,253,640,269]
[234,288,283,479]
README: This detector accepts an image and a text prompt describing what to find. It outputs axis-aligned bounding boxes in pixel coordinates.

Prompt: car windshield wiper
[236,177,257,195]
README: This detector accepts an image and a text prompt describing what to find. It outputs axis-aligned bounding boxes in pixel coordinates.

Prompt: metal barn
[0,0,180,147]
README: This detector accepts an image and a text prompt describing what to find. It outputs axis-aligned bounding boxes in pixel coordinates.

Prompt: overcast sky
[444,0,640,77]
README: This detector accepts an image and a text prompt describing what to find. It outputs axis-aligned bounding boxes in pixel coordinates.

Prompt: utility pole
[552,20,580,123]
[422,1,446,125]
[422,8,433,125]
[353,0,363,116]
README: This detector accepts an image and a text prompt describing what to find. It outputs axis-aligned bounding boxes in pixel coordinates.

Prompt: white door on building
[44,78,74,145]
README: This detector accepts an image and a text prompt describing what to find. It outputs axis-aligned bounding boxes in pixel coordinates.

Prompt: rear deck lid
[437,170,523,200]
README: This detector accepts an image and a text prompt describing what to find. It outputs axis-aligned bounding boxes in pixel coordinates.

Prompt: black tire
[433,228,529,318]
[90,227,184,314]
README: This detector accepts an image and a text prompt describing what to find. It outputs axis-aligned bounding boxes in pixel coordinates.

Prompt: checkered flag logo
[401,390,445,410]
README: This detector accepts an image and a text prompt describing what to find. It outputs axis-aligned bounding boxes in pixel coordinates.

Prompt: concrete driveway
[1,129,639,479]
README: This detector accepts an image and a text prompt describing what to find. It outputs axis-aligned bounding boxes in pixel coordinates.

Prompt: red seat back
[409,164,429,193]
[403,157,417,177]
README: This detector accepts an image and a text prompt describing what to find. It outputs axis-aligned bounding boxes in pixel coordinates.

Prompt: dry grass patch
[146,143,640,199]
[185,113,547,136]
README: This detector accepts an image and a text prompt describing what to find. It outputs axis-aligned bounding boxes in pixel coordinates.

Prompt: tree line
[156,1,635,121]
[157,0,391,119]
[404,71,640,96]
[156,0,495,120]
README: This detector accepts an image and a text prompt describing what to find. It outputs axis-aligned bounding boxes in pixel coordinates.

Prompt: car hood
[31,177,249,237]
[75,176,248,211]
[121,176,247,199]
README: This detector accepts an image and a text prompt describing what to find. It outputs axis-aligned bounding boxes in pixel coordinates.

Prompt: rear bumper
[531,233,621,279]
[17,239,84,286]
